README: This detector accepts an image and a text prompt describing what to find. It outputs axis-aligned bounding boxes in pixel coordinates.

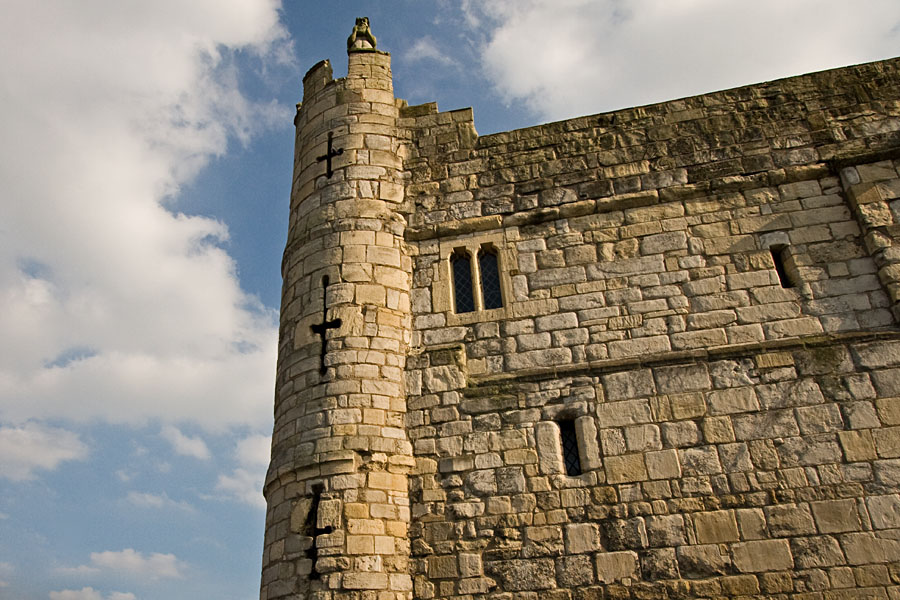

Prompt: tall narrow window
[558,420,582,476]
[451,250,475,313]
[770,245,794,288]
[479,246,504,310]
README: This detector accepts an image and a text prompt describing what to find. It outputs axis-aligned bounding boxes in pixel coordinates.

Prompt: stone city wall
[401,57,900,598]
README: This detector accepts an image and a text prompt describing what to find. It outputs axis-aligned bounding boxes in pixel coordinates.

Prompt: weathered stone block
[841,532,900,564]
[597,399,652,427]
[594,551,638,583]
[777,435,843,466]
[661,420,700,447]
[646,514,686,547]
[811,499,862,533]
[645,449,681,479]
[557,555,595,587]
[707,386,759,415]
[427,555,459,579]
[605,454,648,484]
[876,398,900,425]
[670,393,706,419]
[625,424,661,452]
[733,409,799,440]
[602,369,656,400]
[866,494,900,529]
[603,517,648,550]
[694,510,740,543]
[679,445,722,475]
[732,539,794,572]
[566,523,601,554]
[676,544,730,578]
[875,426,900,458]
[702,416,735,443]
[655,364,711,394]
[486,559,556,591]
[608,335,671,359]
[872,369,900,397]
[736,508,767,540]
[342,572,389,590]
[672,328,727,349]
[640,547,680,580]
[853,341,900,369]
[796,404,845,434]
[640,231,687,254]
[719,442,753,471]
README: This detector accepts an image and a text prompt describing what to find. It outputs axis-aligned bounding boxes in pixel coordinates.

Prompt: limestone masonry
[262,18,900,600]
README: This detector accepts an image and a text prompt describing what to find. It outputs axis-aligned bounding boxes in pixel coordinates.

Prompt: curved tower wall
[261,40,413,600]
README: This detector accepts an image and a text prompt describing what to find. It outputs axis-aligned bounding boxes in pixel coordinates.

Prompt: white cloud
[160,426,210,460]
[215,433,270,508]
[463,0,900,121]
[0,422,88,480]
[236,434,271,468]
[0,0,283,432]
[49,589,135,600]
[63,549,184,581]
[216,468,266,509]
[125,491,194,512]
[403,36,462,68]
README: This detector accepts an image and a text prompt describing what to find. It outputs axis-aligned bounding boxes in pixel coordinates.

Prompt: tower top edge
[303,59,332,84]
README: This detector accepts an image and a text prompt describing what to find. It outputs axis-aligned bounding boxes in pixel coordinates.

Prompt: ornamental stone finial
[347,16,376,52]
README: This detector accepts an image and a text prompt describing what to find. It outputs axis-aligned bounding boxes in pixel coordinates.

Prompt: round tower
[261,18,413,600]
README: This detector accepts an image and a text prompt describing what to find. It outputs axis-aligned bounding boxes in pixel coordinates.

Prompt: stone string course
[262,20,900,600]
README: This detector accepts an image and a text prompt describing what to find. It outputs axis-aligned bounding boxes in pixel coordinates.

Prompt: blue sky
[0,2,898,599]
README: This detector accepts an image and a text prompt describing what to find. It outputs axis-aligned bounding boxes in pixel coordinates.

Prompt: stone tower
[261,17,414,600]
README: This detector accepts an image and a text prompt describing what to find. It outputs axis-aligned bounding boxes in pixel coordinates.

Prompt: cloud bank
[61,549,184,581]
[463,0,900,121]
[0,0,286,438]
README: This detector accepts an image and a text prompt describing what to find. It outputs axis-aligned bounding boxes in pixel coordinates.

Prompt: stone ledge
[467,330,900,387]
[826,146,900,172]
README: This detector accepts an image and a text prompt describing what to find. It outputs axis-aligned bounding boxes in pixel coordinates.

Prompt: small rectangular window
[771,245,794,288]
[558,420,582,476]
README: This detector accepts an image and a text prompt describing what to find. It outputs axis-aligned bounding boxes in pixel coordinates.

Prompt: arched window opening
[479,245,504,310]
[770,244,795,288]
[451,250,475,313]
[558,419,582,476]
